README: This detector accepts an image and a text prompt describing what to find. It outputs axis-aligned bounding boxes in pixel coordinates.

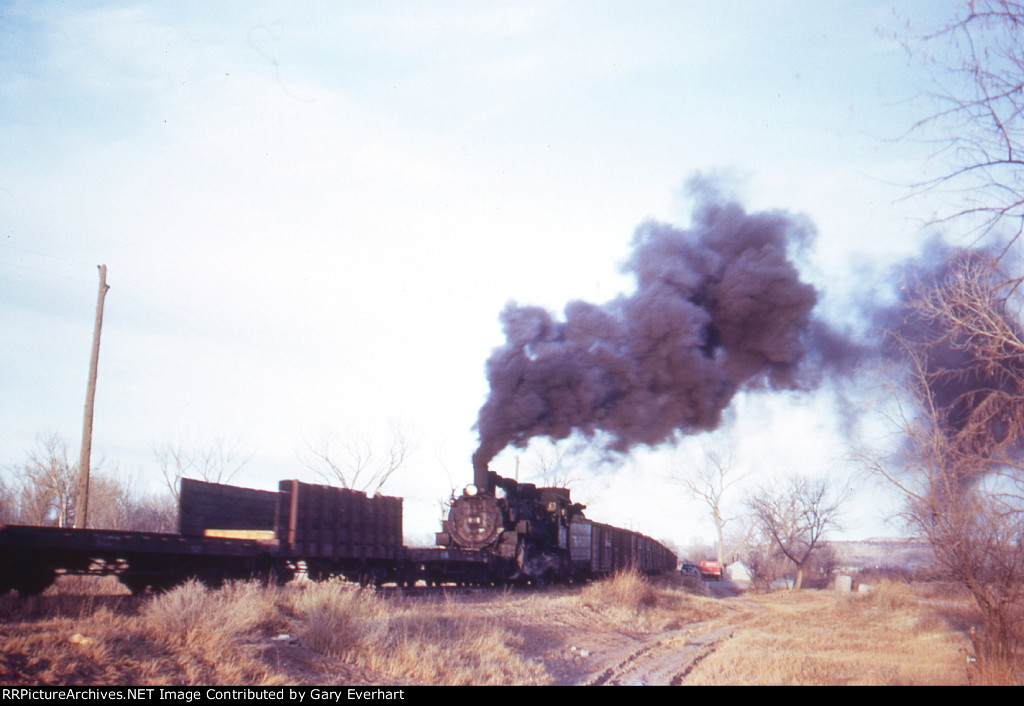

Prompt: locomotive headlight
[464,484,479,497]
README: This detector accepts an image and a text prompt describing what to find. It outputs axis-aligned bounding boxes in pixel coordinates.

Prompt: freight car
[0,479,407,596]
[0,473,675,596]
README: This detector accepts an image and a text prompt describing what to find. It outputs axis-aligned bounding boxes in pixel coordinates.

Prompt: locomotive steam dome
[446,490,503,550]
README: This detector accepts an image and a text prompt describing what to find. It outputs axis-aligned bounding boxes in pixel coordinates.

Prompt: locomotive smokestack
[473,456,491,492]
[472,178,862,470]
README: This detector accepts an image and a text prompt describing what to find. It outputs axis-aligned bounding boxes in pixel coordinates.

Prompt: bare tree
[86,470,176,532]
[2,432,178,533]
[128,492,178,533]
[155,437,253,503]
[808,542,840,585]
[898,252,1024,468]
[868,391,1024,673]
[86,472,137,531]
[302,420,414,494]
[906,1,1024,241]
[867,252,1024,676]
[672,448,750,566]
[741,527,789,593]
[525,438,587,488]
[895,3,1024,668]
[746,475,845,590]
[0,469,18,525]
[19,431,79,527]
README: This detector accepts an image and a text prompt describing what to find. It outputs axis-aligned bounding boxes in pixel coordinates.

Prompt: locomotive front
[443,483,504,550]
[436,471,583,583]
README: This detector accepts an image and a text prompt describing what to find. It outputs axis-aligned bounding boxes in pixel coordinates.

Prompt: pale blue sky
[1,1,967,545]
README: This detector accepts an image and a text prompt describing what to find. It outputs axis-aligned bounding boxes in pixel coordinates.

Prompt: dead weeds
[0,573,986,686]
[682,586,971,685]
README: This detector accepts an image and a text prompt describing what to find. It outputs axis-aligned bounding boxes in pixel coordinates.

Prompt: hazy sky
[2,1,968,547]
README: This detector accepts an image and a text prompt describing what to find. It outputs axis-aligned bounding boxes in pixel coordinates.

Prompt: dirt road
[573,622,734,686]
[465,581,751,686]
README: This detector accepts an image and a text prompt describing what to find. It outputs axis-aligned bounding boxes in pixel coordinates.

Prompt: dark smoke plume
[473,187,858,479]
[887,242,1024,481]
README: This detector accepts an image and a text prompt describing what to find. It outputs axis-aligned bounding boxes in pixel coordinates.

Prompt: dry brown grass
[578,569,727,632]
[856,579,914,611]
[291,582,389,659]
[290,581,547,685]
[966,647,1023,686]
[0,577,545,686]
[580,569,657,613]
[0,575,132,622]
[142,580,289,685]
[849,579,1023,685]
[1,578,291,685]
[682,586,970,685]
[0,573,985,686]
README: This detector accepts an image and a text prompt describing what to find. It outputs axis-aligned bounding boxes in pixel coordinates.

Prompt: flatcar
[0,479,405,595]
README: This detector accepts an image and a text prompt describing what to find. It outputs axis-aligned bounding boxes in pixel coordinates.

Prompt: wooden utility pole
[74,264,109,529]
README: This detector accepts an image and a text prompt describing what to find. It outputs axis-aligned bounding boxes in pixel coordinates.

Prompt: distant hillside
[829,538,935,570]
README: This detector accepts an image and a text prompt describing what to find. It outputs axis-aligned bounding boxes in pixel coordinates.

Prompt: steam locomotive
[437,469,677,583]
[0,468,675,596]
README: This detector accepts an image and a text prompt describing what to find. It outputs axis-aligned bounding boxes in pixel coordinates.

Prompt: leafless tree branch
[302,419,414,495]
[746,475,845,590]
[154,436,253,502]
[671,447,751,565]
[906,1,1024,243]
[869,251,1024,675]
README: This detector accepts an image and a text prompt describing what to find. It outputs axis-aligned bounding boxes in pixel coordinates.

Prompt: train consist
[0,471,676,596]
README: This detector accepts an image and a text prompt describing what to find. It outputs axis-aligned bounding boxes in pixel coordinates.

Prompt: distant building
[726,561,751,582]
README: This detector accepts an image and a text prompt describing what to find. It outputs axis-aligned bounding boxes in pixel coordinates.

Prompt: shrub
[291,582,388,660]
[141,580,286,685]
[580,569,657,615]
[288,581,546,685]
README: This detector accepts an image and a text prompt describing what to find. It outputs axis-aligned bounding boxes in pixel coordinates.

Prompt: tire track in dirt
[582,624,735,686]
[572,590,758,686]
[465,582,758,686]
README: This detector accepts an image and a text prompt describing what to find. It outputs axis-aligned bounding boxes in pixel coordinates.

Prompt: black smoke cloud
[884,241,1024,474]
[472,187,861,478]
